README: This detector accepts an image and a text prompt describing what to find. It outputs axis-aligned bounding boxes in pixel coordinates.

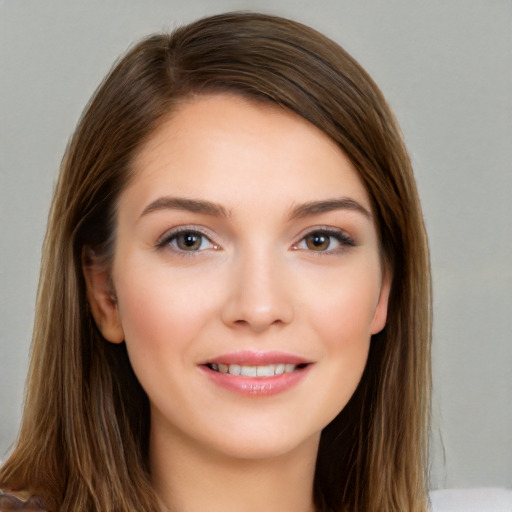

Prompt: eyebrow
[288,198,372,220]
[139,196,371,221]
[140,197,230,219]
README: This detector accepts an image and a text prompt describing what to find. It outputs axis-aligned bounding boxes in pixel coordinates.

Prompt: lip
[201,350,310,366]
[199,350,313,397]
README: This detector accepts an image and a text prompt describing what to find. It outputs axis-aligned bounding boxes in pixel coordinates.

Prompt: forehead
[123,94,371,216]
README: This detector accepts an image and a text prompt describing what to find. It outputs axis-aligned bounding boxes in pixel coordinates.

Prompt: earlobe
[82,246,124,344]
[370,270,392,335]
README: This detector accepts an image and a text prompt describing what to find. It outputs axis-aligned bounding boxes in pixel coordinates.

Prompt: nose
[220,250,295,332]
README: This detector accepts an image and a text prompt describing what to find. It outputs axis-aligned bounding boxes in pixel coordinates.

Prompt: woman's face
[89,94,390,461]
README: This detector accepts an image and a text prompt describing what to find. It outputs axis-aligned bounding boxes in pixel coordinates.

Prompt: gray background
[1,0,511,490]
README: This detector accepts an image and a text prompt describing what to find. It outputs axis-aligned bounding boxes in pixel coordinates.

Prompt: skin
[85,95,390,512]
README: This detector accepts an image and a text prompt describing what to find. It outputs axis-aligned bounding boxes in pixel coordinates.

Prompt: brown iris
[176,232,203,251]
[305,232,330,251]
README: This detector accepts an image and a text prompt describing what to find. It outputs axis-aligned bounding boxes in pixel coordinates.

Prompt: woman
[0,12,431,512]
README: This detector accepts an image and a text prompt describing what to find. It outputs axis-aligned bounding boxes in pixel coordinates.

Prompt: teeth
[229,364,241,375]
[275,363,285,375]
[241,366,257,376]
[210,363,300,376]
[256,365,275,377]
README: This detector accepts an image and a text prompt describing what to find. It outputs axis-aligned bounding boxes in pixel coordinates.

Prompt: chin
[208,432,321,462]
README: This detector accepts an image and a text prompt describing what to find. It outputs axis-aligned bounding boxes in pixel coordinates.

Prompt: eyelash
[155,226,355,255]
[156,226,218,255]
[292,227,355,254]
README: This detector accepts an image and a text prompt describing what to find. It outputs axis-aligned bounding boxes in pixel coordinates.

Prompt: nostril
[220,276,295,331]
[231,317,286,332]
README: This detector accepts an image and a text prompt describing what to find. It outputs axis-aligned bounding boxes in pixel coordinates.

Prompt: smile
[206,363,305,377]
[200,352,312,396]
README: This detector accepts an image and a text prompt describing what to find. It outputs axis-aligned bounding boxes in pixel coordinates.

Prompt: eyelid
[155,225,220,251]
[292,226,356,253]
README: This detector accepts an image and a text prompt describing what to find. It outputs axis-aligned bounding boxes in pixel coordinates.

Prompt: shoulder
[0,492,48,511]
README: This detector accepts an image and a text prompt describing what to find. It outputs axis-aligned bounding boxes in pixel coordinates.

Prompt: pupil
[307,233,329,250]
[179,233,201,250]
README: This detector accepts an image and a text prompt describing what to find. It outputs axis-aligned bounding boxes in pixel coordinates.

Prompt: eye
[294,229,355,253]
[157,228,218,253]
[304,232,332,251]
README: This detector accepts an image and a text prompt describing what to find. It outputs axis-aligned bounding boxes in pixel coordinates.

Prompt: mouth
[204,362,310,377]
[199,351,313,395]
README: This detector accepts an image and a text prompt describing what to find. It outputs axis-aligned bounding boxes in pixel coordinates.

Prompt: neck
[150,426,319,512]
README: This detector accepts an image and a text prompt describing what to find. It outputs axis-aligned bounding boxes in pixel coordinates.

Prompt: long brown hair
[0,12,431,512]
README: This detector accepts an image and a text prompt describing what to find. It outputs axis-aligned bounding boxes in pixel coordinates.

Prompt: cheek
[303,262,382,345]
[314,287,373,376]
[302,266,381,408]
[113,259,220,368]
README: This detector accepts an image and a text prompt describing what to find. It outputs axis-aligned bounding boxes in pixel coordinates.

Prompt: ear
[82,246,124,344]
[370,268,392,335]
